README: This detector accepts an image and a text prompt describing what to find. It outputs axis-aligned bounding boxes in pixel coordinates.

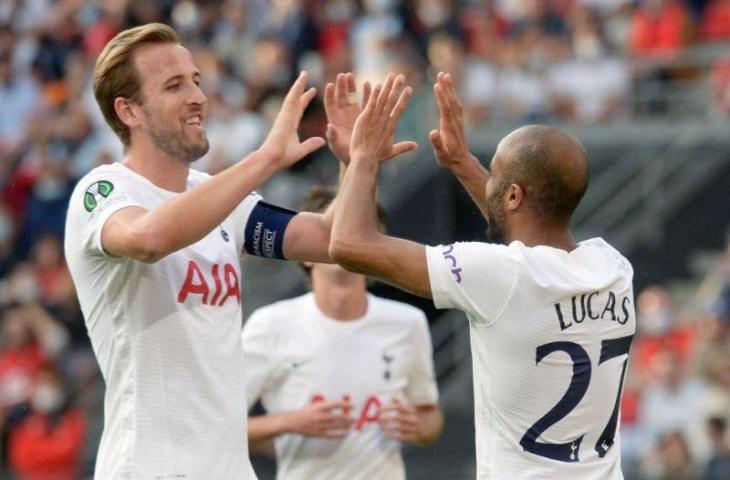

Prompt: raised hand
[260,71,326,168]
[323,73,372,165]
[429,72,475,168]
[349,73,419,164]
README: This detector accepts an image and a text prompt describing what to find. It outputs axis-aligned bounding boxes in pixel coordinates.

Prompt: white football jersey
[241,292,439,480]
[64,163,260,480]
[426,238,635,480]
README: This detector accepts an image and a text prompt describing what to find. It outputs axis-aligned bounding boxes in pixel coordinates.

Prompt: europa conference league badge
[84,180,114,212]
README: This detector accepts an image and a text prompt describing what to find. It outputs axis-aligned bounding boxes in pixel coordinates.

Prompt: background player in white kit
[242,186,443,480]
[328,73,637,479]
[63,24,417,480]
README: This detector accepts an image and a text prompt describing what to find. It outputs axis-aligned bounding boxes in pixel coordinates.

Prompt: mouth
[183,115,204,130]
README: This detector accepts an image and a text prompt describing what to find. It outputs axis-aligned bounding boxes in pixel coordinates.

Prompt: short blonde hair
[93,23,179,146]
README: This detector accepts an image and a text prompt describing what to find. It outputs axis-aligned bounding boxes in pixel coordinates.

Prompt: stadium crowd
[0,0,727,478]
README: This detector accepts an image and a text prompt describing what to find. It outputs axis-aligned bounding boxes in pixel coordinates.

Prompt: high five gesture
[349,74,419,164]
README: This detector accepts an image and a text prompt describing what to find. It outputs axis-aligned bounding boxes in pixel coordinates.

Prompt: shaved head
[493,125,589,222]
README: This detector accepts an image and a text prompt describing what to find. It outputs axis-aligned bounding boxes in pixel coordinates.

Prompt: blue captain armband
[244,201,297,259]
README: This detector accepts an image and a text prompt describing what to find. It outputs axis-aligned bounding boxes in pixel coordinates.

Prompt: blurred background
[0,0,727,478]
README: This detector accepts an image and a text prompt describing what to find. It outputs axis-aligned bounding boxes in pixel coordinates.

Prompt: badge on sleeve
[84,180,114,212]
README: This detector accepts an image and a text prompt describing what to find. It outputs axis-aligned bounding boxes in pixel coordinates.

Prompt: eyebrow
[163,71,201,85]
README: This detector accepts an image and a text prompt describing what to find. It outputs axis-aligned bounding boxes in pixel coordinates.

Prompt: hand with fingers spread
[260,71,327,169]
[429,72,478,169]
[379,398,421,444]
[323,73,372,165]
[288,400,354,439]
[349,73,419,164]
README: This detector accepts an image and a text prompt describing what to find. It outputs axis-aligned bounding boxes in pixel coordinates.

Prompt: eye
[193,78,201,87]
[166,83,180,91]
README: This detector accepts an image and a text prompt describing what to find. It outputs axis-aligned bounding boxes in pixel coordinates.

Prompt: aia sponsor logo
[311,394,383,431]
[177,260,240,306]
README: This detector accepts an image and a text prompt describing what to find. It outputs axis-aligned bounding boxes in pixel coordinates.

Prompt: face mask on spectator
[33,176,66,202]
[640,309,673,336]
[325,0,355,22]
[416,0,448,29]
[574,36,603,62]
[31,383,65,413]
[9,267,40,303]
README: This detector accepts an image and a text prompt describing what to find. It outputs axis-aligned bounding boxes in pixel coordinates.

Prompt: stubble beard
[485,185,509,245]
[143,107,210,164]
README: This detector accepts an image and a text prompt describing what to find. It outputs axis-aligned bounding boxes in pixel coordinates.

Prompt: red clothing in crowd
[701,0,730,41]
[630,1,688,57]
[0,342,46,407]
[632,326,696,373]
[8,409,87,480]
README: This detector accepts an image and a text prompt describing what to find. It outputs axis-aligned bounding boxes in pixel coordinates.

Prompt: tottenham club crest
[382,350,395,380]
[84,180,114,212]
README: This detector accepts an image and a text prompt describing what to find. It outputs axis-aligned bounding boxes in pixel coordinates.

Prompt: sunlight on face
[133,43,210,163]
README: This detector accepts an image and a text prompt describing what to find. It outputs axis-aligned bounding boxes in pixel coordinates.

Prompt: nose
[187,82,208,107]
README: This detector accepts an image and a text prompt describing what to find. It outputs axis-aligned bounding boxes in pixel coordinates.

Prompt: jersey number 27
[520,335,633,463]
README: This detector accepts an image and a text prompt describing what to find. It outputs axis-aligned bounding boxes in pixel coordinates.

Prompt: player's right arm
[248,402,354,442]
[429,72,491,221]
[101,72,325,263]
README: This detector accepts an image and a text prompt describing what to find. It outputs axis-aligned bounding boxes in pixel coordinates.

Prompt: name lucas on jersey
[554,290,632,331]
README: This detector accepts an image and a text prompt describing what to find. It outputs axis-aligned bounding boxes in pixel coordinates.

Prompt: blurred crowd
[0,0,728,478]
[620,254,730,480]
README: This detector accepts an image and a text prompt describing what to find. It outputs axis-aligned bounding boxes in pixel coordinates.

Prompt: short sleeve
[230,192,263,258]
[241,310,283,410]
[73,171,146,258]
[425,242,523,326]
[404,313,439,406]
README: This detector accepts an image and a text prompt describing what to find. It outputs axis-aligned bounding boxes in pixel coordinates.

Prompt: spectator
[548,5,629,123]
[703,417,730,480]
[29,233,74,308]
[0,201,18,279]
[629,0,689,59]
[0,302,67,409]
[511,0,568,39]
[639,350,709,462]
[7,363,86,480]
[710,55,730,116]
[633,285,695,374]
[0,52,41,154]
[701,0,730,41]
[643,430,697,479]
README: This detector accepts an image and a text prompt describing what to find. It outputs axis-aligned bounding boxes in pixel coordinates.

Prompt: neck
[508,217,577,252]
[123,140,190,193]
[311,275,368,322]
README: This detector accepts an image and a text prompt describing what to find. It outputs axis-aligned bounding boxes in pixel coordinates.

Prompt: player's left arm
[379,401,443,446]
[329,75,432,297]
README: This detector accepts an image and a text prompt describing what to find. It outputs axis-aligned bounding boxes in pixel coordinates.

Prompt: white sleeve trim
[425,245,455,310]
[90,201,145,259]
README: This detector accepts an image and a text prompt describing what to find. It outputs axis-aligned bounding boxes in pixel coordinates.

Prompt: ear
[114,97,142,130]
[505,184,524,212]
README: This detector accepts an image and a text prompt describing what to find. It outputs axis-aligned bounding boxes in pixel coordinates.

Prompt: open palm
[262,72,326,168]
[325,72,417,164]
